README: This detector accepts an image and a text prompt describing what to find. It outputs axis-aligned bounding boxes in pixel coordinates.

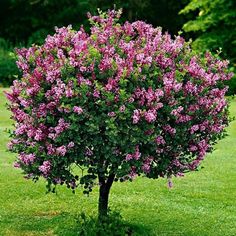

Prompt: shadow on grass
[5,211,152,236]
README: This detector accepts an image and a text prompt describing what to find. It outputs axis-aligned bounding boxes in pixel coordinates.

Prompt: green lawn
[0,88,236,236]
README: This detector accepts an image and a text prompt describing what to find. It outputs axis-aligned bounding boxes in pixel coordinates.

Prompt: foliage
[0,0,94,45]
[0,0,188,45]
[0,38,20,87]
[6,10,232,217]
[180,0,236,94]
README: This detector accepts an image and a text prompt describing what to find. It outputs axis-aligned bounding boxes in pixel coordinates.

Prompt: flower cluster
[6,9,232,193]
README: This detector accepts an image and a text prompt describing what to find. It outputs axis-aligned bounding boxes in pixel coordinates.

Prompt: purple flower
[119,105,126,112]
[19,153,36,165]
[65,88,73,97]
[163,125,176,135]
[132,109,141,124]
[128,166,137,180]
[34,129,44,141]
[93,89,100,98]
[73,106,83,114]
[133,146,141,160]
[15,124,27,135]
[190,125,199,134]
[46,143,56,155]
[108,112,116,117]
[56,145,67,156]
[39,161,51,176]
[144,110,156,123]
[155,136,166,145]
[68,142,75,148]
[125,154,133,161]
[142,156,153,173]
[48,133,56,140]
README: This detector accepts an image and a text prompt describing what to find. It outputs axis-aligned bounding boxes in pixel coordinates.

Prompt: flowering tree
[5,10,233,219]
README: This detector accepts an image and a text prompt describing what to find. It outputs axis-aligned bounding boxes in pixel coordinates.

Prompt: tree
[180,0,236,94]
[0,0,189,46]
[6,10,232,220]
[0,0,97,45]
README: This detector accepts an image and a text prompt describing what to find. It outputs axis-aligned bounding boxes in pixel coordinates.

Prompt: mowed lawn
[0,87,235,236]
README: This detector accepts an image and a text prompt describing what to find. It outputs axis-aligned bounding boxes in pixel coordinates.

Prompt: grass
[0,87,236,236]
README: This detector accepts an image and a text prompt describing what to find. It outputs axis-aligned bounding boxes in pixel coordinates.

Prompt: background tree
[0,0,189,45]
[180,0,236,94]
[6,10,232,219]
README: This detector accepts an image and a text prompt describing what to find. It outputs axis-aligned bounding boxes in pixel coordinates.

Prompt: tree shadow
[11,211,152,236]
[55,211,153,236]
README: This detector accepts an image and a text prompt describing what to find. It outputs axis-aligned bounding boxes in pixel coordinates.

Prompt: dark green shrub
[76,211,133,236]
[225,67,236,95]
[0,38,20,87]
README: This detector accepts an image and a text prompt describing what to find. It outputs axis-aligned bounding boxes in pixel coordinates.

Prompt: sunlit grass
[0,88,235,235]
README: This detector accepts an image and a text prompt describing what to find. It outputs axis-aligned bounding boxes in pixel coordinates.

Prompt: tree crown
[6,10,232,193]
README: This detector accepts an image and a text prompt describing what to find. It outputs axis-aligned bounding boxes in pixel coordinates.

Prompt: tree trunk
[98,174,115,221]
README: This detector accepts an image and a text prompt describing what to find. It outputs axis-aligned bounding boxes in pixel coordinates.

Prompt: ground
[0,88,235,236]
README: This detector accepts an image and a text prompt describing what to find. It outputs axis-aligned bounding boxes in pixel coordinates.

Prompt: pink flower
[132,109,141,124]
[93,89,100,98]
[125,154,133,161]
[68,142,75,148]
[133,146,141,160]
[155,89,164,97]
[48,133,56,140]
[34,129,44,141]
[39,161,51,176]
[15,124,27,135]
[46,143,56,155]
[189,145,197,152]
[145,56,152,65]
[37,103,47,118]
[155,136,166,145]
[144,110,156,123]
[54,119,70,135]
[136,53,145,63]
[108,112,116,117]
[128,97,134,103]
[176,115,192,123]
[132,115,139,124]
[142,156,153,173]
[190,125,199,134]
[163,125,176,135]
[119,105,126,112]
[171,106,183,116]
[19,153,36,165]
[73,106,83,114]
[56,145,67,156]
[65,87,73,97]
[129,166,137,180]
[156,148,164,154]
